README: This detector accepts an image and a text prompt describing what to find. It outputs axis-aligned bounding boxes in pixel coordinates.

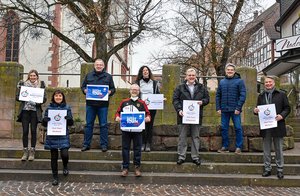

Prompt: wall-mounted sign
[276,35,300,52]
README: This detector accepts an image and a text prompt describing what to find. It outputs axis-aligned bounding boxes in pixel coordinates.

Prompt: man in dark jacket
[81,59,116,152]
[253,76,290,180]
[216,63,246,154]
[172,68,210,166]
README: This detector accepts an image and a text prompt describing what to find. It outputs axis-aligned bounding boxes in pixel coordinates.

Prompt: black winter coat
[172,81,210,125]
[256,89,290,137]
[81,69,116,107]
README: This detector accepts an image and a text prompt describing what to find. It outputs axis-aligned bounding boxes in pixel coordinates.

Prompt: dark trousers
[122,131,142,169]
[50,149,69,179]
[142,110,156,145]
[21,110,38,148]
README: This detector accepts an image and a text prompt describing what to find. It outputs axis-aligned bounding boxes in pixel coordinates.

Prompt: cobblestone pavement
[0,181,300,196]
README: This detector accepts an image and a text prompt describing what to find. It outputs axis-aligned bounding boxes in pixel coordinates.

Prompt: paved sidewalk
[0,181,300,195]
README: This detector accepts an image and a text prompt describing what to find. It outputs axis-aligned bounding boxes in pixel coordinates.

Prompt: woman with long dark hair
[136,66,160,152]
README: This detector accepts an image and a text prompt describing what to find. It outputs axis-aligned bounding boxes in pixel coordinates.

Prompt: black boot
[52,175,58,186]
[63,166,69,176]
[52,178,58,186]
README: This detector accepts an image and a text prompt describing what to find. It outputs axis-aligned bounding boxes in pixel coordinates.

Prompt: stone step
[295,138,300,142]
[1,148,300,164]
[0,169,299,187]
[294,132,300,138]
[1,158,300,175]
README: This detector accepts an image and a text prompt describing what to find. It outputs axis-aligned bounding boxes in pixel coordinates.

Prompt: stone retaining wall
[38,124,294,152]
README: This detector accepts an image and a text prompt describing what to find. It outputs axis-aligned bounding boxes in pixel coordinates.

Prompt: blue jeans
[83,105,108,148]
[122,131,142,169]
[221,112,243,149]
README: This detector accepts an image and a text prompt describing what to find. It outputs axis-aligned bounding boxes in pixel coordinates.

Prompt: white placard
[86,85,109,101]
[257,104,277,130]
[47,110,67,136]
[141,94,164,110]
[182,100,200,124]
[18,86,45,103]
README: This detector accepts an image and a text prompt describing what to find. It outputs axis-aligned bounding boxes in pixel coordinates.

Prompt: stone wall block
[109,135,122,150]
[243,125,260,137]
[153,125,178,136]
[160,136,178,150]
[286,125,294,137]
[209,136,223,151]
[199,137,210,151]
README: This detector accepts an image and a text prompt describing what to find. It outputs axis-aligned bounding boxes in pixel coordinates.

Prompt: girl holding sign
[42,90,74,186]
[16,69,47,161]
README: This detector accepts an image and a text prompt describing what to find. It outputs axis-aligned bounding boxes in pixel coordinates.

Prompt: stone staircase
[0,148,300,187]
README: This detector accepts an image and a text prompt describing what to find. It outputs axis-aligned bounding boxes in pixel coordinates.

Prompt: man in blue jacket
[81,59,116,152]
[216,63,246,154]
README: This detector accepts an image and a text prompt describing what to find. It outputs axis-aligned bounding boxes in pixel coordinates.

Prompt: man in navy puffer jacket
[216,63,246,154]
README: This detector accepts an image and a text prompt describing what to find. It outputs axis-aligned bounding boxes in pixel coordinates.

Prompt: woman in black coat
[42,90,74,186]
[254,76,290,180]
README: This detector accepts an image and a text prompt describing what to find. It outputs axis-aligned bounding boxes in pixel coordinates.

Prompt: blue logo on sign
[88,86,108,99]
[121,113,144,128]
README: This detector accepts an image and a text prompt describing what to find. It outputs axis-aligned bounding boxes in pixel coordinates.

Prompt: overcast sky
[131,0,277,74]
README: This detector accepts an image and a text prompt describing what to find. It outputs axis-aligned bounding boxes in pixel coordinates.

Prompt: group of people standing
[16,60,290,186]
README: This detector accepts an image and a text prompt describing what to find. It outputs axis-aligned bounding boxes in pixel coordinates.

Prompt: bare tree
[154,0,264,79]
[0,0,165,67]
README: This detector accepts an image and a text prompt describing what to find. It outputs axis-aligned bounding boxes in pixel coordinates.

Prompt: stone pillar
[0,62,23,138]
[80,62,94,85]
[236,66,257,125]
[159,64,181,124]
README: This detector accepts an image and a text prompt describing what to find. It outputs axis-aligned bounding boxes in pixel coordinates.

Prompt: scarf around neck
[24,80,39,88]
[264,87,275,104]
[142,77,150,83]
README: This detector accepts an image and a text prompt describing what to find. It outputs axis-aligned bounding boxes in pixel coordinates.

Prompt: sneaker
[81,146,90,152]
[101,147,108,152]
[277,171,284,180]
[192,159,201,166]
[121,169,128,177]
[235,148,242,154]
[262,170,271,177]
[217,147,229,153]
[176,159,185,165]
[141,144,145,151]
[134,167,141,177]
